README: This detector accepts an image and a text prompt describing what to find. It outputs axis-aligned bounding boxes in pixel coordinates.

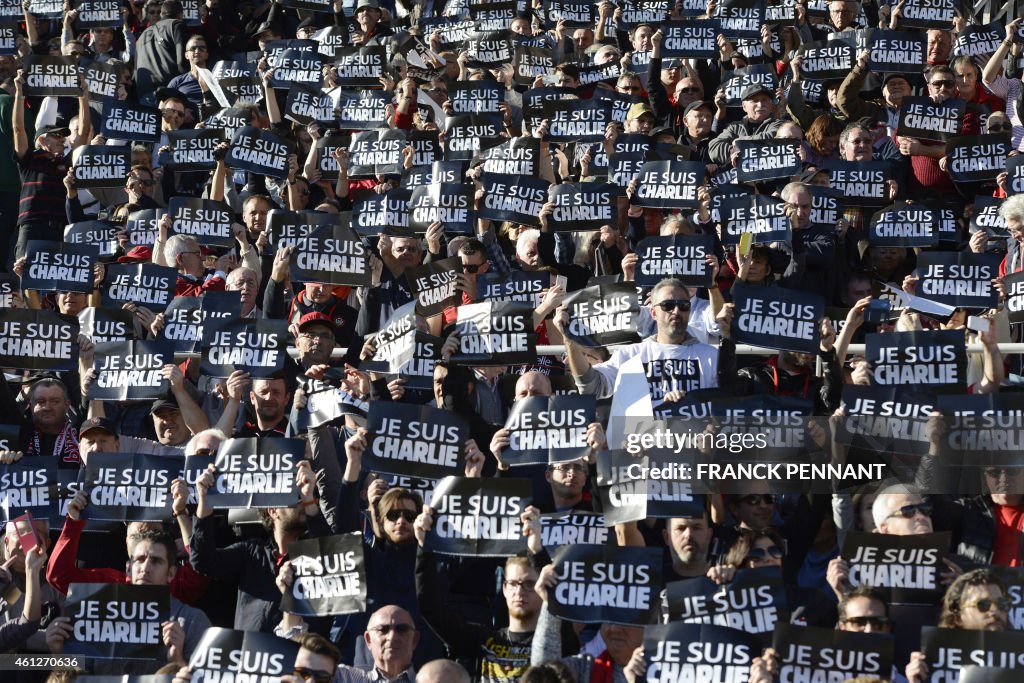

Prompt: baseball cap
[117,245,153,263]
[626,102,655,121]
[741,84,773,101]
[79,417,118,438]
[683,100,715,117]
[298,311,337,334]
[36,124,71,138]
[151,396,181,415]
[355,0,381,12]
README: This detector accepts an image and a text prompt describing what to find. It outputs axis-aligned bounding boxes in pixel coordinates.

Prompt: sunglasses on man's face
[988,123,1012,133]
[929,80,955,89]
[886,502,933,520]
[842,615,890,629]
[385,509,416,523]
[745,545,784,561]
[739,494,774,506]
[655,299,691,313]
[963,597,1010,614]
[463,263,482,273]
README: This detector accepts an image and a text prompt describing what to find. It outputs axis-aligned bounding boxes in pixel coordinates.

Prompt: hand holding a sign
[343,428,367,482]
[464,439,485,477]
[413,505,435,546]
[489,428,510,471]
[826,557,852,599]
[749,647,780,683]
[45,616,73,654]
[0,450,22,464]
[296,459,319,513]
[67,490,88,521]
[163,619,187,665]
[905,651,928,683]
[520,505,542,554]
[194,463,217,519]
[819,318,836,352]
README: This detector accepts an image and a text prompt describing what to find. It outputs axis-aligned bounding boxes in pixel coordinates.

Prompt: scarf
[28,420,80,466]
[589,650,615,683]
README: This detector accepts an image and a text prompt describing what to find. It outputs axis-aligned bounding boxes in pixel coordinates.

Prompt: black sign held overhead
[23,55,79,96]
[80,452,178,521]
[450,301,537,366]
[213,60,262,104]
[547,182,616,232]
[666,566,789,635]
[621,0,670,24]
[78,307,135,344]
[420,17,475,50]
[841,529,950,602]
[634,234,715,288]
[735,139,801,184]
[898,96,966,143]
[471,1,517,31]
[225,125,291,180]
[795,40,855,80]
[867,202,939,248]
[540,511,608,546]
[0,456,54,522]
[1006,272,1024,324]
[714,0,766,40]
[199,437,301,509]
[479,173,549,227]
[101,263,176,312]
[477,271,549,307]
[281,0,333,12]
[466,29,514,67]
[867,330,967,391]
[75,0,121,28]
[822,160,892,208]
[633,160,703,209]
[22,240,97,293]
[659,20,720,58]
[545,0,593,27]
[542,99,611,144]
[205,106,257,139]
[513,44,554,87]
[336,91,389,130]
[64,583,169,660]
[364,402,470,479]
[765,0,798,24]
[0,309,78,372]
[407,257,462,318]
[201,317,289,378]
[548,544,662,625]
[407,130,440,168]
[645,622,761,683]
[449,81,505,115]
[89,340,172,401]
[952,20,1003,59]
[476,137,541,176]
[424,476,530,556]
[445,113,504,161]
[523,85,577,130]
[408,183,476,235]
[167,197,234,248]
[897,0,956,28]
[946,134,1011,183]
[189,628,300,683]
[593,89,644,125]
[773,623,895,683]
[282,534,366,617]
[562,282,641,348]
[353,188,411,235]
[124,207,161,246]
[73,145,130,189]
[971,195,1008,238]
[167,128,226,171]
[720,194,791,245]
[289,223,369,288]
[361,300,417,376]
[101,102,161,143]
[268,209,337,248]
[577,61,622,86]
[502,394,597,466]
[732,282,824,354]
[917,252,1000,309]
[722,65,778,107]
[285,86,335,127]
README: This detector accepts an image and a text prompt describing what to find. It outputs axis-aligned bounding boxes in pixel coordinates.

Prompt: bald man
[415,659,471,683]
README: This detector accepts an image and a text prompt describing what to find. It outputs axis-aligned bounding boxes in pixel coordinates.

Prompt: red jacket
[175,270,226,297]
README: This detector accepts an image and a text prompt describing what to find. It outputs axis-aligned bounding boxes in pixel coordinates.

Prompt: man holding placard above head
[709,85,784,166]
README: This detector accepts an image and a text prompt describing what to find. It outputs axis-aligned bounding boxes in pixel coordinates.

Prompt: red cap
[117,245,153,263]
[298,311,336,334]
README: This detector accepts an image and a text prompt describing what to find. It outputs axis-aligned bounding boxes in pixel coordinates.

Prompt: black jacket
[135,18,189,96]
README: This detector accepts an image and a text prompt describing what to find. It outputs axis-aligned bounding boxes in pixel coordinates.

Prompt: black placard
[64,583,169,660]
[593,89,644,126]
[735,139,801,183]
[268,209,337,248]
[450,301,537,365]
[408,183,476,234]
[348,129,402,177]
[476,137,540,176]
[523,85,577,130]
[807,185,844,228]
[952,20,1004,59]
[732,282,824,354]
[868,202,939,247]
[89,340,172,401]
[83,58,119,102]
[167,197,234,248]
[722,67,778,107]
[479,172,549,227]
[78,307,136,344]
[795,40,855,80]
[466,29,514,67]
[666,566,789,635]
[547,182,616,231]
[577,61,622,86]
[167,128,226,171]
[352,188,412,235]
[645,622,760,683]
[543,99,611,143]
[866,329,967,391]
[449,81,505,115]
[212,61,261,105]
[540,510,608,546]
[562,282,642,348]
[101,263,176,312]
[714,0,766,40]
[503,394,597,465]
[660,20,719,58]
[773,623,895,683]
[424,476,530,556]
[225,125,291,180]
[633,160,704,209]
[362,300,417,376]
[407,257,462,317]
[312,26,347,59]
[445,113,503,161]
[837,385,935,455]
[281,534,366,617]
[420,17,475,50]
[923,628,1024,682]
[205,106,256,139]
[765,0,797,24]
[1007,155,1024,197]
[189,628,299,681]
[720,194,791,245]
[73,145,130,189]
[970,195,1007,238]
[0,455,55,522]
[101,102,161,143]
[513,44,555,87]
[898,0,956,29]
[289,223,369,287]
[364,402,470,479]
[201,318,289,378]
[199,437,301,508]
[281,0,332,12]
[477,271,549,306]
[285,86,335,127]
[841,529,950,602]
[336,90,389,130]
[545,0,593,27]
[822,160,891,208]
[917,252,1000,309]
[897,96,967,143]
[80,452,178,520]
[549,544,662,625]
[1005,271,1024,324]
[621,0,671,24]
[75,0,121,28]
[22,240,97,293]
[946,134,1011,183]
[0,309,79,371]
[24,55,79,97]
[635,234,714,289]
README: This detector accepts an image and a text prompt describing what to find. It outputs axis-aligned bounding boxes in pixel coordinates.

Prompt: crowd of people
[0,0,1023,681]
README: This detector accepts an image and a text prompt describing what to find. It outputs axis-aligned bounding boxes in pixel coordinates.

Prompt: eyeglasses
[385,509,416,523]
[161,108,185,117]
[503,579,536,591]
[885,502,933,520]
[655,299,691,312]
[294,668,333,683]
[462,263,483,273]
[550,463,586,474]
[928,80,955,89]
[677,86,701,94]
[842,615,890,629]
[963,597,1010,614]
[369,623,416,636]
[739,494,775,506]
[989,123,1012,132]
[984,467,1024,478]
[745,545,784,561]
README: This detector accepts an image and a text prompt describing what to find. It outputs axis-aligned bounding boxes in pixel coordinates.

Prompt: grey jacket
[708,117,787,165]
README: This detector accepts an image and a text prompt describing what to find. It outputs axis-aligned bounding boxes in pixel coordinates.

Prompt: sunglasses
[746,546,784,561]
[462,263,482,273]
[739,494,775,506]
[655,299,691,312]
[294,668,332,683]
[842,615,890,629]
[985,467,1024,478]
[963,597,1010,614]
[988,123,1012,132]
[885,502,932,520]
[677,86,701,94]
[929,80,955,89]
[161,108,185,117]
[385,509,416,523]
